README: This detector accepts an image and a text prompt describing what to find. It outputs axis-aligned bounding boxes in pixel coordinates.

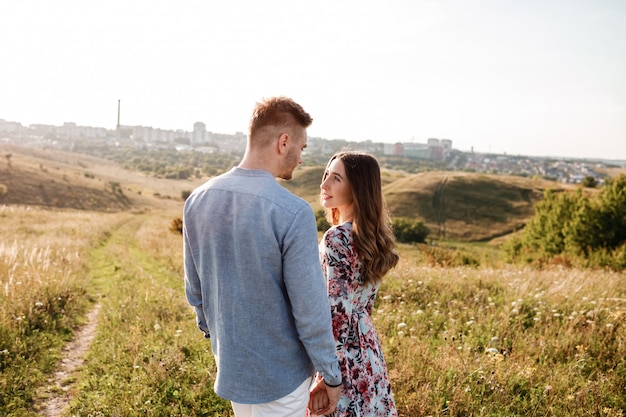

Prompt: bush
[316,209,330,232]
[169,217,183,234]
[392,217,430,243]
[505,175,626,270]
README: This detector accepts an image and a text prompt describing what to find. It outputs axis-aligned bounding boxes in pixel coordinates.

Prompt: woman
[310,151,400,417]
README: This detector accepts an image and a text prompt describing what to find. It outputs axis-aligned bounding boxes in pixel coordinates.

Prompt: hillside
[385,171,581,241]
[0,144,202,212]
[285,168,579,242]
[1,143,582,242]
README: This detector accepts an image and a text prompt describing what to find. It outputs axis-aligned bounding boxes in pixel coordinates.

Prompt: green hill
[285,168,578,242]
[1,144,581,242]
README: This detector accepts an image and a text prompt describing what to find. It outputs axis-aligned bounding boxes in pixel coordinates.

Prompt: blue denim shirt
[184,167,341,403]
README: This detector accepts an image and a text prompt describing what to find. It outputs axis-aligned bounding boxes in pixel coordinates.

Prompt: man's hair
[248,96,313,139]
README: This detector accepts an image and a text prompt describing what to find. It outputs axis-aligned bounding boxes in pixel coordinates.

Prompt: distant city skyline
[1,1,625,161]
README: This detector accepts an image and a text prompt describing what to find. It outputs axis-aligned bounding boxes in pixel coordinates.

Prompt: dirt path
[37,304,101,417]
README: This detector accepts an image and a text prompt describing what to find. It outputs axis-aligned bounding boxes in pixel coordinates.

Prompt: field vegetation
[1,144,625,416]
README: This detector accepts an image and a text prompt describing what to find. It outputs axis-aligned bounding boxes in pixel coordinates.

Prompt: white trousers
[231,377,312,417]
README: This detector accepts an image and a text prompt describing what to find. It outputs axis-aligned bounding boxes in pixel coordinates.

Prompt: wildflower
[35,301,44,307]
[397,323,408,330]
[485,347,499,354]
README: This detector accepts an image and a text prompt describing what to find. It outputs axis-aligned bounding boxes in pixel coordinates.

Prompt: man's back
[183,167,336,403]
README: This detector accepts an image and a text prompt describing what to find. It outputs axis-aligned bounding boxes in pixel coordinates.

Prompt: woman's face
[320,158,354,220]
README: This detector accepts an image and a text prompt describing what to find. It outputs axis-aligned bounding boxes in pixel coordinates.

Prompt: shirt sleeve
[281,205,342,387]
[183,215,210,338]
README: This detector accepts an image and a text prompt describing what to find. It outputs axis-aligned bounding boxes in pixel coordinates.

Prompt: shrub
[392,217,430,244]
[506,175,626,270]
[316,209,331,231]
[169,217,183,234]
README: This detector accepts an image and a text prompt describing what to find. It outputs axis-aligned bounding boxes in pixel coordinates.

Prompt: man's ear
[277,133,290,155]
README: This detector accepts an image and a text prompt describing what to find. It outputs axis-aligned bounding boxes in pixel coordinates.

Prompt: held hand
[308,379,341,416]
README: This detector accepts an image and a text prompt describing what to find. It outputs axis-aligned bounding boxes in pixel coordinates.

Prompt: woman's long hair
[323,151,399,285]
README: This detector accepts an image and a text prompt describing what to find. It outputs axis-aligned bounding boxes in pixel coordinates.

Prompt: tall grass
[66,212,231,416]
[1,205,625,416]
[0,205,127,415]
[379,247,626,416]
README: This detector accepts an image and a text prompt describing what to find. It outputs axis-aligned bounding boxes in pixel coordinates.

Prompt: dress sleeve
[321,226,359,349]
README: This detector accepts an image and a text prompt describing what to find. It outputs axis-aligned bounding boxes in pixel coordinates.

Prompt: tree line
[504,175,626,270]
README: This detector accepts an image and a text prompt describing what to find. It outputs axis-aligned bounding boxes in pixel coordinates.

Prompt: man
[183,96,341,417]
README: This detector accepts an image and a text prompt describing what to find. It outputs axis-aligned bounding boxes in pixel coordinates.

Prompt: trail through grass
[55,213,231,416]
[4,206,625,416]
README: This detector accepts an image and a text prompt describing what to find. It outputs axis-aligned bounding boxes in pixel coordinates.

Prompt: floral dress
[319,223,397,417]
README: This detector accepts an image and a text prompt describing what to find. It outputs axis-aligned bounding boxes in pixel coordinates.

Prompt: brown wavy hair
[322,151,399,285]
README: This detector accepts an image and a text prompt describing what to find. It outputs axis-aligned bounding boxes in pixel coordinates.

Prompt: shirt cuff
[319,361,342,387]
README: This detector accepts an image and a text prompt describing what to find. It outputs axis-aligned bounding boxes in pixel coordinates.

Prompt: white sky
[1,0,625,160]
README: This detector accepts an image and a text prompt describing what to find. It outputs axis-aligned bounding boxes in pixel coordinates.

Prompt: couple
[183,97,399,417]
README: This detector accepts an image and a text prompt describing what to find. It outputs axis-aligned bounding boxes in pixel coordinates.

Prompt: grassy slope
[1,144,589,243]
[0,144,204,212]
[286,168,580,242]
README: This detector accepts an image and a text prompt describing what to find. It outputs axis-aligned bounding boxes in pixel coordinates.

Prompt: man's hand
[308,379,341,416]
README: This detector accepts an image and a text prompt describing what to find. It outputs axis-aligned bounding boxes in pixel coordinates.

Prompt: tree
[582,176,597,188]
[507,175,626,269]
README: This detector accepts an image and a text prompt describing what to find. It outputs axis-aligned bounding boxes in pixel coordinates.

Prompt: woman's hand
[308,378,340,416]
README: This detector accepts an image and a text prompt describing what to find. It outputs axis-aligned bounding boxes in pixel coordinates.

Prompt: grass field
[1,204,625,416]
[1,145,625,416]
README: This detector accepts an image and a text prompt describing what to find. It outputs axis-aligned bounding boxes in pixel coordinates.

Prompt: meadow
[1,203,625,416]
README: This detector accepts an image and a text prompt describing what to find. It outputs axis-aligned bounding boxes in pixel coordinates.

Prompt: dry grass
[0,205,131,415]
[1,146,625,415]
[2,204,624,416]
[377,247,626,416]
[0,205,124,316]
